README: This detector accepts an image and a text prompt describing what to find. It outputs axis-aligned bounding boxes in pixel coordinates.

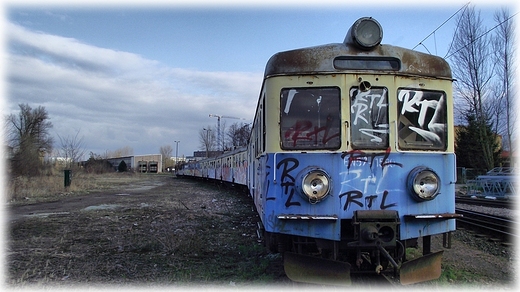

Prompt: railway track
[456,196,511,208]
[455,207,517,240]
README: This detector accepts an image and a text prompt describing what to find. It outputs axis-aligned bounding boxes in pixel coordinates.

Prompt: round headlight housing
[345,17,383,50]
[301,170,331,204]
[407,167,440,201]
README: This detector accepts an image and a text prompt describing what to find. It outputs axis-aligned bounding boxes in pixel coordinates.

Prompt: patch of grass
[405,247,423,260]
[402,247,480,286]
[435,265,483,285]
[235,244,272,281]
[6,171,160,204]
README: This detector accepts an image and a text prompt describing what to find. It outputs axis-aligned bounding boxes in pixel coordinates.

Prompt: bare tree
[84,151,113,174]
[492,8,516,163]
[199,126,216,157]
[449,5,497,170]
[107,146,134,158]
[226,122,251,148]
[160,145,173,171]
[6,103,53,176]
[57,129,86,169]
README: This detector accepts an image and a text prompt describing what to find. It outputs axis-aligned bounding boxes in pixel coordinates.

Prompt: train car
[179,146,248,185]
[178,17,459,285]
[218,146,248,185]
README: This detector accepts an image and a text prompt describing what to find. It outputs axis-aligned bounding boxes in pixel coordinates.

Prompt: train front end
[250,17,460,285]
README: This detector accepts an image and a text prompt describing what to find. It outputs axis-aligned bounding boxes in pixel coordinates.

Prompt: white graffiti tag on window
[350,87,389,147]
[351,88,387,126]
[398,89,446,147]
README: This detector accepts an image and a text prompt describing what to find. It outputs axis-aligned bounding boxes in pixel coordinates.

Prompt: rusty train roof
[264,42,453,80]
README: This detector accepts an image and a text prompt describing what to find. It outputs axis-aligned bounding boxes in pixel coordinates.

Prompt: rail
[455,197,510,209]
[455,208,517,240]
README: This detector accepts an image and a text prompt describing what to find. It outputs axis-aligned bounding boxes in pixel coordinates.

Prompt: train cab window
[280,87,341,150]
[397,89,447,150]
[350,87,389,149]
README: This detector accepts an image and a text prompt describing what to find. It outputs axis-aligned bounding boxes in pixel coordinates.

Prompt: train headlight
[301,169,331,204]
[345,17,383,50]
[407,167,440,201]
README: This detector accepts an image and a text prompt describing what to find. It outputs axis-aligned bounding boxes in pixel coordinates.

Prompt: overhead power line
[412,2,470,52]
[444,11,518,59]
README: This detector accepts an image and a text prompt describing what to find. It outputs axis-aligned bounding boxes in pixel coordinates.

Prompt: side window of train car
[397,89,447,150]
[349,87,389,149]
[280,87,341,150]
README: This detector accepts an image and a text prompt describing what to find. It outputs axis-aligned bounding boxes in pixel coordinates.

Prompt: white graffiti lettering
[350,87,389,146]
[398,89,446,148]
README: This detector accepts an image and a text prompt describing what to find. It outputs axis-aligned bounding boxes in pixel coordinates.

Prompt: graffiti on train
[273,150,403,211]
[350,87,389,145]
[276,157,302,207]
[283,118,340,148]
[340,149,402,211]
[398,89,446,147]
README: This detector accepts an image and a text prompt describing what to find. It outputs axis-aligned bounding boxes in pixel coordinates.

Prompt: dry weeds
[7,171,156,203]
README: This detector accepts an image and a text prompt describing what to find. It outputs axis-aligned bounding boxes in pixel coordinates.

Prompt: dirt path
[7,176,289,288]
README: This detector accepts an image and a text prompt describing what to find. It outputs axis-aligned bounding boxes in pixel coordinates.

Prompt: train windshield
[280,87,341,150]
[350,87,389,149]
[397,89,447,150]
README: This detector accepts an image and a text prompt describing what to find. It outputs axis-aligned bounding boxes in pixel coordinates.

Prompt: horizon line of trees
[4,103,142,176]
[4,103,250,176]
[198,122,251,157]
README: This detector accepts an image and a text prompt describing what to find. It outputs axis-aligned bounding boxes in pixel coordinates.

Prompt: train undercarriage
[260,210,448,285]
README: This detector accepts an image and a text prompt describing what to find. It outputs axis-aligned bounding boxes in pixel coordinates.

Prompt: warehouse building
[106,154,162,173]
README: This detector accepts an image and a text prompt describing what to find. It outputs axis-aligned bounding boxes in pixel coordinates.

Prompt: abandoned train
[177,17,459,285]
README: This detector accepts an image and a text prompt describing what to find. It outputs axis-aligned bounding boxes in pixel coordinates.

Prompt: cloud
[5,22,261,157]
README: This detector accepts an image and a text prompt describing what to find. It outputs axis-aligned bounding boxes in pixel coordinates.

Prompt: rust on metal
[264,43,452,80]
[284,252,351,286]
[399,250,443,285]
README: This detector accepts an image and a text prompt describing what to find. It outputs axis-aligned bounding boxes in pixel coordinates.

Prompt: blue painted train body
[178,17,459,285]
[256,152,456,241]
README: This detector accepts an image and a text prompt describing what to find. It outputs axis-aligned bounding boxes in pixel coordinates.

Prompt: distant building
[106,154,162,173]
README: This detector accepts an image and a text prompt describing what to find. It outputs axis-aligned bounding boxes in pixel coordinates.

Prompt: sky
[2,0,518,160]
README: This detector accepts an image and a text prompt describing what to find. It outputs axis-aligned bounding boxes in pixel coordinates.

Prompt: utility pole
[174,140,180,173]
[209,114,246,151]
[203,128,212,157]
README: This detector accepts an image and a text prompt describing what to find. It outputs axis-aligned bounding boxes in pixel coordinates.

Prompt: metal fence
[464,167,517,198]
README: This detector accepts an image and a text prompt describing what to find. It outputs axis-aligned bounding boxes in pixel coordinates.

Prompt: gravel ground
[6,175,517,289]
[442,228,516,281]
[427,200,517,289]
